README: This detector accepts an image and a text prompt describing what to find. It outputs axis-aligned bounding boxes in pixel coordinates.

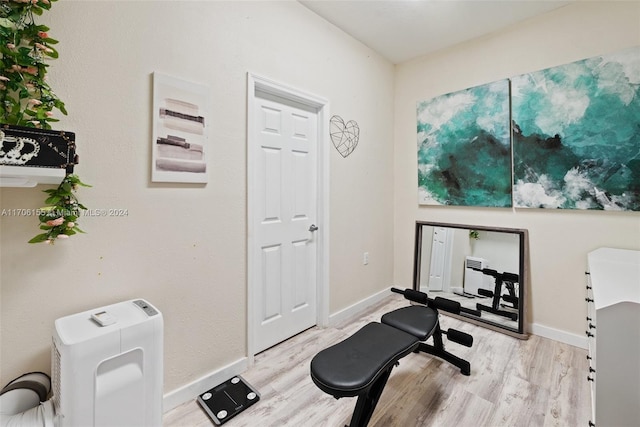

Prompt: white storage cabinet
[585,248,640,427]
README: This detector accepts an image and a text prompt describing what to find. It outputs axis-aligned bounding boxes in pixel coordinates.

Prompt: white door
[429,227,450,291]
[251,90,318,353]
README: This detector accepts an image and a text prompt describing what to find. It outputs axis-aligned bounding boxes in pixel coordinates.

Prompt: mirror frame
[413,221,529,339]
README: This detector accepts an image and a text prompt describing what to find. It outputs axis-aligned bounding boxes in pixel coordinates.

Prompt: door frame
[246,72,330,362]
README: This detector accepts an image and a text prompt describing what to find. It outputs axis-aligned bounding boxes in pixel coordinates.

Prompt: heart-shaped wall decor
[330,115,359,158]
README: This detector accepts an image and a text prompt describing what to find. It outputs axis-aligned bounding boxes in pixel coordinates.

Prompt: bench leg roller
[444,328,473,347]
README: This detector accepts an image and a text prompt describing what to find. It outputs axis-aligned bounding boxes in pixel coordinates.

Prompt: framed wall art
[512,46,640,211]
[417,79,512,207]
[152,72,210,183]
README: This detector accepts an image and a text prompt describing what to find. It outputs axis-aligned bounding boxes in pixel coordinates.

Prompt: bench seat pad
[310,322,418,398]
[381,305,438,341]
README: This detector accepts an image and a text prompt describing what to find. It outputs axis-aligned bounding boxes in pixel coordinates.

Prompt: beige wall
[2,0,639,400]
[0,1,395,392]
[394,1,640,339]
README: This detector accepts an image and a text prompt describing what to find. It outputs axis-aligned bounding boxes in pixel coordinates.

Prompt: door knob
[309,224,318,232]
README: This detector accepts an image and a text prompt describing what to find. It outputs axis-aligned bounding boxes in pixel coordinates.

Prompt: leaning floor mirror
[413,221,529,339]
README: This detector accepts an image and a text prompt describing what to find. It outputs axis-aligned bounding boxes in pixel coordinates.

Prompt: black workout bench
[474,268,520,321]
[310,288,473,427]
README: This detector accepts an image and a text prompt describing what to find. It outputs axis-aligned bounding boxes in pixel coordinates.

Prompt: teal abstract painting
[512,46,640,210]
[417,80,512,207]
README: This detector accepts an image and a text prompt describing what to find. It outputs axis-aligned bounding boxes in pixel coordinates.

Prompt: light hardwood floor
[164,294,591,426]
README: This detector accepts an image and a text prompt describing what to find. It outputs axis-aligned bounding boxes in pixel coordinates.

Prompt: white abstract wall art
[152,72,210,183]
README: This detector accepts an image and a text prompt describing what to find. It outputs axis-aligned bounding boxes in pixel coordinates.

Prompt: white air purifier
[52,299,163,427]
[464,256,488,295]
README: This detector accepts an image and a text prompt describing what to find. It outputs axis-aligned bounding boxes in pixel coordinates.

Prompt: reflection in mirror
[414,221,528,338]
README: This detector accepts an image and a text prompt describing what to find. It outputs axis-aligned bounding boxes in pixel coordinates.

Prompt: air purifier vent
[465,258,484,270]
[52,340,61,412]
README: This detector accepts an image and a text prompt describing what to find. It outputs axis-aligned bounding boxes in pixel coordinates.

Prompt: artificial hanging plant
[1,0,89,244]
[0,0,65,127]
[27,173,89,243]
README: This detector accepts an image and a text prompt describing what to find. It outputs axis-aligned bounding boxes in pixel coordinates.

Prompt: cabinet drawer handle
[588,323,596,329]
[587,376,594,382]
[585,331,594,337]
[586,285,592,290]
[586,355,592,360]
[585,298,594,303]
[586,317,592,321]
[589,367,595,373]
[589,421,595,427]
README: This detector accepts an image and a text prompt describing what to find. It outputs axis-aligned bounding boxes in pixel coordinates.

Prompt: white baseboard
[529,323,588,349]
[163,357,248,413]
[329,286,392,326]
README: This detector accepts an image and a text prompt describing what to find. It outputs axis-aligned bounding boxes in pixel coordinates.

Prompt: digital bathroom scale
[197,376,260,425]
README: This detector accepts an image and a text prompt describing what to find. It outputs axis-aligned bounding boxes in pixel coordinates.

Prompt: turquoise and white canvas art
[512,46,640,210]
[417,80,512,207]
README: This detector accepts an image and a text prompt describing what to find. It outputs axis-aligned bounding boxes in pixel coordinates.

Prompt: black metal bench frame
[475,268,520,321]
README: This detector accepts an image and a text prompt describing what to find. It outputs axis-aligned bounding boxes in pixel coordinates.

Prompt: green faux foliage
[1,0,89,244]
[28,174,91,244]
[0,0,66,129]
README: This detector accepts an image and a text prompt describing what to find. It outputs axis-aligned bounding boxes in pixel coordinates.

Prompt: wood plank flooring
[163,294,591,427]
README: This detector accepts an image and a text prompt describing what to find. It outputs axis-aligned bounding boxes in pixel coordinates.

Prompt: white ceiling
[299,0,570,64]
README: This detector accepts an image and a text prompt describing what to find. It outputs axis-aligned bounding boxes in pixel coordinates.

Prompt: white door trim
[247,73,330,362]
[442,229,454,292]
